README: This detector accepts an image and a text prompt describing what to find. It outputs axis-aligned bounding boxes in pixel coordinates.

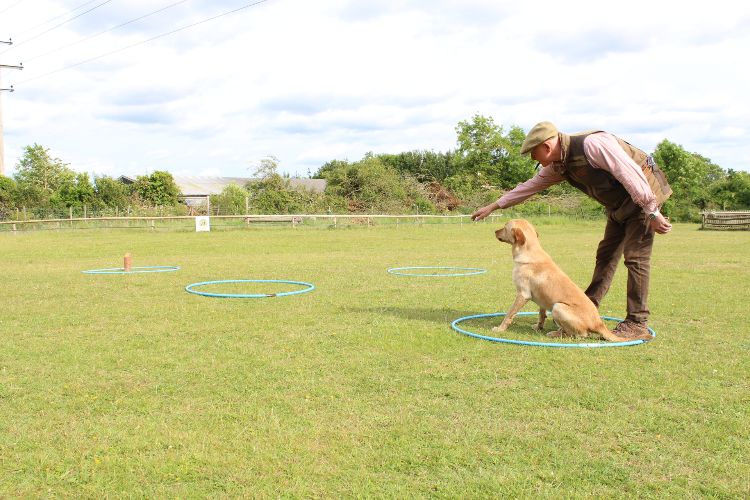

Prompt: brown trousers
[584,199,654,324]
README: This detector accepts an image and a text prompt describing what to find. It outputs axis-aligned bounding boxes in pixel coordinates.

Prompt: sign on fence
[195,216,211,232]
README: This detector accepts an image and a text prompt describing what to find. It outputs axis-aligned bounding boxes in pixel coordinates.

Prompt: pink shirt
[497,132,658,214]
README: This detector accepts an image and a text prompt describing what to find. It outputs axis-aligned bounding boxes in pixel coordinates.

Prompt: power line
[13,0,103,36]
[2,0,115,53]
[17,0,271,85]
[23,0,189,64]
[0,0,27,16]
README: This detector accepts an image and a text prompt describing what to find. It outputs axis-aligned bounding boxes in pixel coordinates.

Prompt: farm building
[119,175,327,209]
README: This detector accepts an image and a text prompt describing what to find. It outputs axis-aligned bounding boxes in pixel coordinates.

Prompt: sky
[0,0,748,180]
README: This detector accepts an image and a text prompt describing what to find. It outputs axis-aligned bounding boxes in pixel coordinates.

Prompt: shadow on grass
[343,305,494,325]
[344,305,558,342]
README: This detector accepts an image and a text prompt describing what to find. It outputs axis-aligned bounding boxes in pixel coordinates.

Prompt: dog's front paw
[492,324,508,333]
[546,328,567,338]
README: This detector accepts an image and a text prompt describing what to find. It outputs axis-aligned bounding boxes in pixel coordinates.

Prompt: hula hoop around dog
[387,266,487,277]
[185,279,315,298]
[82,265,180,274]
[451,311,655,348]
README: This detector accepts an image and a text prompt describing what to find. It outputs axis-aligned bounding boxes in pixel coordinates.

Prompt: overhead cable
[23,0,189,63]
[2,0,114,53]
[13,0,103,36]
[18,0,270,85]
[0,0,27,16]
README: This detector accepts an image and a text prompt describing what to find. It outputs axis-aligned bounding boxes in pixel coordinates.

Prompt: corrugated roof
[118,175,327,195]
[173,177,248,196]
[172,176,327,196]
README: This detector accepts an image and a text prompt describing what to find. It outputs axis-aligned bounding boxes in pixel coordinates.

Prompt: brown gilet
[552,131,672,211]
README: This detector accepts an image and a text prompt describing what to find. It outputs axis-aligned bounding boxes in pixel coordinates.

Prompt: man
[471,121,672,338]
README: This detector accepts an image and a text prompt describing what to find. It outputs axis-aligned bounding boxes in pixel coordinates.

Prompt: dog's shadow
[343,305,477,325]
[344,305,546,330]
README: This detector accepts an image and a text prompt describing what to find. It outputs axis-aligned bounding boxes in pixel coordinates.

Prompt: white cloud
[0,0,748,179]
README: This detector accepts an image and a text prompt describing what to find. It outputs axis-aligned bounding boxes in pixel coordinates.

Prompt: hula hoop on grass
[82,265,180,274]
[451,311,655,348]
[185,279,315,298]
[387,266,487,277]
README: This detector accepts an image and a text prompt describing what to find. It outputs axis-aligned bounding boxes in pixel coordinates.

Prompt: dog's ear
[512,227,526,246]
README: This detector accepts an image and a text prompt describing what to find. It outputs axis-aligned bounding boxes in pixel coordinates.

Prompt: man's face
[530,140,555,167]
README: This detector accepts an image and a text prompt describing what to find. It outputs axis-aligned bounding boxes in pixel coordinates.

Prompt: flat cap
[520,121,558,155]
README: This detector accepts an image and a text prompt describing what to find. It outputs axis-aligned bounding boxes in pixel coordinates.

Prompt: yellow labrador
[493,219,649,341]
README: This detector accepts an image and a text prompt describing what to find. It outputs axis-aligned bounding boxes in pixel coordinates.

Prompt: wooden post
[124,253,132,272]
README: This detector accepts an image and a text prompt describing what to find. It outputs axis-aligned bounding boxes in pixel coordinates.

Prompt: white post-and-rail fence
[701,211,750,231]
[0,213,500,232]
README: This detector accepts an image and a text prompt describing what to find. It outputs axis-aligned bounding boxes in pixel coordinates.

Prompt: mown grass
[1,219,748,497]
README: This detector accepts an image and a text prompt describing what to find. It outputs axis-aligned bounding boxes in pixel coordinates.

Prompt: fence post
[84,205,87,218]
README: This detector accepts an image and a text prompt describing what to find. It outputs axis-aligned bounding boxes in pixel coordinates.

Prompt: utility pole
[1,38,23,177]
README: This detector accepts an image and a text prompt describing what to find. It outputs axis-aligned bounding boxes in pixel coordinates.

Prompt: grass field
[1,219,748,497]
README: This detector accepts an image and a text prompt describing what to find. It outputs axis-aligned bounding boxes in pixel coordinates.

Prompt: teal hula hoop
[387,266,487,277]
[185,279,315,298]
[451,311,656,348]
[82,265,180,274]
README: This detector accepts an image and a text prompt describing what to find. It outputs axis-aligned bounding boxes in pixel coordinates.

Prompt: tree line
[2,114,748,222]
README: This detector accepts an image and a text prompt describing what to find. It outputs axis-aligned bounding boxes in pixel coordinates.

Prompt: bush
[0,176,17,218]
[319,156,439,214]
[211,184,249,215]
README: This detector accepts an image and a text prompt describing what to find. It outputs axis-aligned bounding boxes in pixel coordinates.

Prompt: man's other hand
[650,213,672,234]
